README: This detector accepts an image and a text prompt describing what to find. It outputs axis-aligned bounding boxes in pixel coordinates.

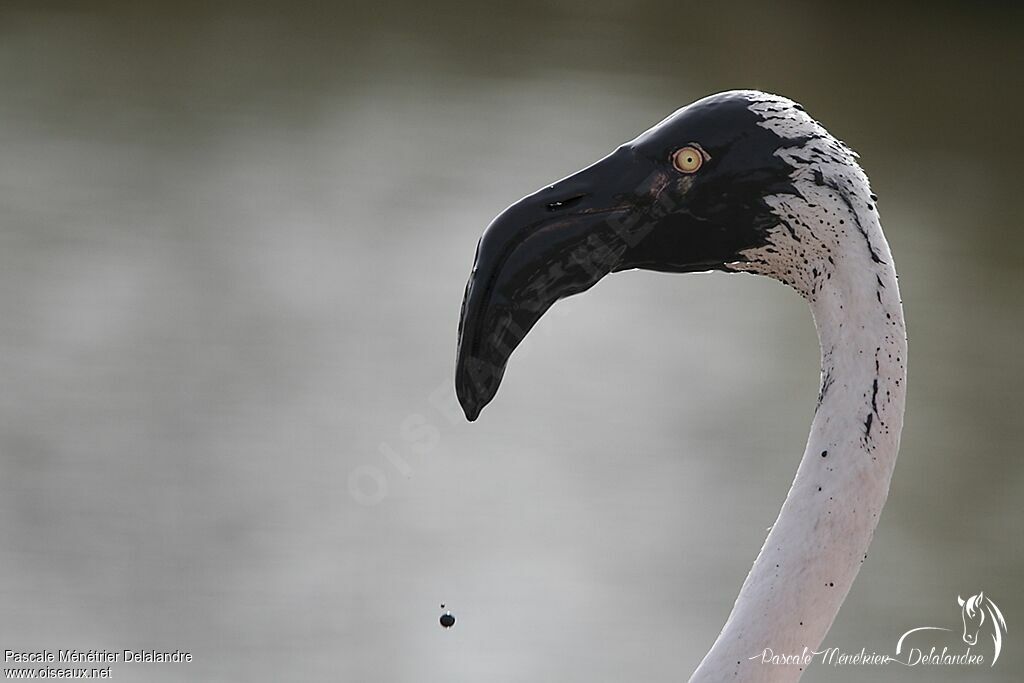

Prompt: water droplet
[440,611,456,629]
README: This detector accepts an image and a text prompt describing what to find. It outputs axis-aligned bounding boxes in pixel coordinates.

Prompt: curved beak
[455,148,666,420]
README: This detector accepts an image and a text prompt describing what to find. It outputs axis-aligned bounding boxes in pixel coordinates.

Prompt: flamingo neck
[690,204,907,681]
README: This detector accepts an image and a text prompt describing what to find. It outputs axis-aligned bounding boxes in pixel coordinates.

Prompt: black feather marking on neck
[815,175,884,265]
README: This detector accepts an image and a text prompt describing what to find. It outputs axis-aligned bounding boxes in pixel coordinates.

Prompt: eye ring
[672,145,706,174]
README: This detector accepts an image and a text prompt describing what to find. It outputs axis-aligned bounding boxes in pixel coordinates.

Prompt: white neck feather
[690,99,907,682]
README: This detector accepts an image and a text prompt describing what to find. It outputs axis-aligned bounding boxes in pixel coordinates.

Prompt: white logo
[896,592,1007,666]
[751,591,1008,670]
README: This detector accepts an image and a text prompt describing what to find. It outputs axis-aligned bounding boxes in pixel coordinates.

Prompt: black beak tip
[455,379,487,422]
[455,359,501,423]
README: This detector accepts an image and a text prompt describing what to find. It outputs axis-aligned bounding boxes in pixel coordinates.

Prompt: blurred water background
[0,2,1021,681]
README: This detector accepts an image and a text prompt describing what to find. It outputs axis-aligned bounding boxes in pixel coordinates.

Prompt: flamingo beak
[454,148,660,421]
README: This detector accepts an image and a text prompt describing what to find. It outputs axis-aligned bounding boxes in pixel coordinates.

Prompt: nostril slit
[546,193,587,212]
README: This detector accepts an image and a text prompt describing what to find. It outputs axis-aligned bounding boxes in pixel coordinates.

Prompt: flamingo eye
[672,145,706,174]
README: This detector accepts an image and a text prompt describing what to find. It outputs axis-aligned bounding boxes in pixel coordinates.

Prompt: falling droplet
[439,611,456,629]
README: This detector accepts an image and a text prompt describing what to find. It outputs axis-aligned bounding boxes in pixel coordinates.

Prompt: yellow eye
[672,145,704,174]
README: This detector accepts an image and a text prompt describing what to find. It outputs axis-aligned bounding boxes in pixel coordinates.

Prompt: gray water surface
[0,3,1021,681]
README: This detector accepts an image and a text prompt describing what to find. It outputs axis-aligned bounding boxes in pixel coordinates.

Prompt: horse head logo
[958,592,1007,664]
